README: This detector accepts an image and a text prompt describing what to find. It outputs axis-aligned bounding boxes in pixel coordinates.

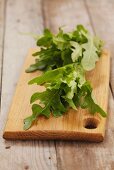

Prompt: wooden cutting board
[3,49,110,142]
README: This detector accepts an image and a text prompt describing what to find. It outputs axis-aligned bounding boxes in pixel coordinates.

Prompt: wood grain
[85,0,114,95]
[43,0,93,34]
[55,89,114,170]
[42,0,114,170]
[3,49,110,142]
[0,0,114,170]
[0,0,5,91]
[0,0,57,170]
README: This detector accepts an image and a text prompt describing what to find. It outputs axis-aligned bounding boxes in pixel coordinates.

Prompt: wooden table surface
[0,0,114,170]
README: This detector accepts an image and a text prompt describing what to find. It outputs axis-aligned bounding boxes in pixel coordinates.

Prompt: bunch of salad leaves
[24,25,106,130]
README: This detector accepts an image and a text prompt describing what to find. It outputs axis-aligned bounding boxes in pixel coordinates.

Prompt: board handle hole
[84,118,99,129]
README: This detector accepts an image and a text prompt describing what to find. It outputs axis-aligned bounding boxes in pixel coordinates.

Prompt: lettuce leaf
[24,25,106,130]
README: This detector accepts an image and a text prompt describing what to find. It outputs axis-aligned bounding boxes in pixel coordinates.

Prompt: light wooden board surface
[0,0,114,169]
[3,49,110,142]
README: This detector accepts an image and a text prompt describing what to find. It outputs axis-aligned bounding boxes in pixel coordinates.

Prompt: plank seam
[109,83,114,99]
[54,141,59,170]
[110,82,114,98]
[84,0,113,99]
[41,1,58,168]
[84,0,96,35]
[41,0,47,28]
[0,0,7,107]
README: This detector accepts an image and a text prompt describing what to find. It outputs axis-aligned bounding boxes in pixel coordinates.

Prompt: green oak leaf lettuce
[81,34,99,71]
[24,25,106,130]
